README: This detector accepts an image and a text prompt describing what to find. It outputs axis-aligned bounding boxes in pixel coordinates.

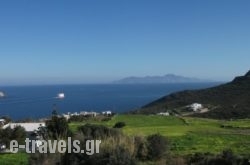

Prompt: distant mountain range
[133,70,250,119]
[114,74,211,84]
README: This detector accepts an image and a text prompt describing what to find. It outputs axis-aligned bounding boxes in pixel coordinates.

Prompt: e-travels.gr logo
[10,137,101,155]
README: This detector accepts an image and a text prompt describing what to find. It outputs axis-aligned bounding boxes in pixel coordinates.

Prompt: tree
[46,110,70,140]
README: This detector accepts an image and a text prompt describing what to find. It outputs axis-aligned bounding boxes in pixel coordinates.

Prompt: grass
[0,152,29,165]
[107,115,190,136]
[171,132,250,155]
[69,114,250,155]
[221,119,250,128]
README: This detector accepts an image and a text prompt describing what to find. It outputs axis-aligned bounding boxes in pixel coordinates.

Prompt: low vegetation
[69,115,250,155]
[1,114,250,165]
[67,114,250,164]
[113,121,126,128]
[0,153,29,165]
[0,122,28,165]
[0,125,26,148]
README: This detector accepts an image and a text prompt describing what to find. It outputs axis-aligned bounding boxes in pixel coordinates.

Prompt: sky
[0,0,249,85]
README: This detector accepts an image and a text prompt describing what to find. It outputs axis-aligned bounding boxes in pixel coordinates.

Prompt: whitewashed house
[80,111,98,117]
[3,123,45,132]
[102,111,112,116]
[188,103,203,112]
[157,112,170,116]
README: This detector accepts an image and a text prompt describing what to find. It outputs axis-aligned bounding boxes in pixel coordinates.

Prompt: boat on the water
[0,91,5,98]
[57,93,65,99]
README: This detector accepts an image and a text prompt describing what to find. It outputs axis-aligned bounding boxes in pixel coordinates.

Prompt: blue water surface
[0,83,221,120]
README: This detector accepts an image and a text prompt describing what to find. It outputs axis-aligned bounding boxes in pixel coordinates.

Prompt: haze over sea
[0,83,220,120]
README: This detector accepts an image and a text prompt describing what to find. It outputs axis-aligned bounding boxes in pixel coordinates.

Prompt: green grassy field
[0,153,29,165]
[69,115,250,155]
[221,119,250,128]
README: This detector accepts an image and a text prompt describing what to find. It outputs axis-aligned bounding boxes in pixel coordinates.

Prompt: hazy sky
[0,0,249,85]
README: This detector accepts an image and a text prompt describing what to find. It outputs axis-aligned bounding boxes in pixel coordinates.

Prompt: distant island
[114,74,211,84]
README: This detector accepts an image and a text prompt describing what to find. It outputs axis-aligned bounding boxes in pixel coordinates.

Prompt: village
[0,110,113,152]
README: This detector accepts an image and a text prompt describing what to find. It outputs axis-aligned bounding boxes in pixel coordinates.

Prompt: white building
[188,103,203,112]
[3,123,45,132]
[102,111,112,116]
[80,111,98,117]
[157,112,170,116]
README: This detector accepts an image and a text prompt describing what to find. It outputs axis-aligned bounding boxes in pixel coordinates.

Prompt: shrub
[113,122,126,128]
[146,134,169,160]
[0,125,26,148]
[187,150,250,165]
[77,124,119,139]
[62,125,136,165]
[134,136,148,161]
[46,116,70,139]
[108,146,137,165]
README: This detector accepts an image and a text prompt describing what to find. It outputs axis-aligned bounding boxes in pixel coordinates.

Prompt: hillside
[114,74,208,84]
[69,115,250,155]
[134,70,250,119]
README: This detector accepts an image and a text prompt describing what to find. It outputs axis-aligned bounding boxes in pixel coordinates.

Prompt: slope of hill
[114,74,209,84]
[134,70,250,119]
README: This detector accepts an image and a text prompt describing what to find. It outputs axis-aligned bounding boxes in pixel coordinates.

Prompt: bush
[62,145,136,165]
[46,116,70,139]
[134,136,148,161]
[78,124,120,139]
[108,146,137,165]
[146,134,169,160]
[0,126,26,148]
[113,122,126,128]
[62,125,136,165]
[187,150,250,165]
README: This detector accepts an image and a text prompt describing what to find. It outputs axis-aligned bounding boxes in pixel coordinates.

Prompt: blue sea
[0,83,221,120]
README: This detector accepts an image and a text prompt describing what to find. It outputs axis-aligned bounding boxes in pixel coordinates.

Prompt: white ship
[57,93,65,99]
[0,91,5,98]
